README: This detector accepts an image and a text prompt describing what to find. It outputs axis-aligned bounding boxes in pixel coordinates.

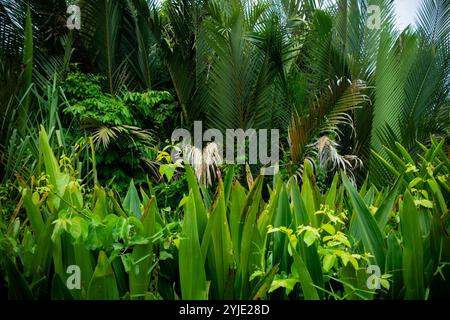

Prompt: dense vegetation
[0,0,448,300]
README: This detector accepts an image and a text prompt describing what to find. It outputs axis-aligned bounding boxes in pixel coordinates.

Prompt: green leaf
[93,187,109,219]
[3,257,34,300]
[87,251,120,300]
[289,241,320,300]
[386,232,403,299]
[321,224,336,235]
[200,181,233,299]
[178,191,208,300]
[39,127,69,210]
[409,177,423,189]
[301,163,318,227]
[381,279,390,290]
[236,176,263,299]
[251,265,280,299]
[269,278,298,295]
[400,191,424,299]
[123,179,142,218]
[375,175,402,230]
[18,4,33,132]
[343,174,386,270]
[415,199,433,209]
[159,164,176,182]
[32,210,58,290]
[303,230,317,247]
[322,254,336,272]
[223,166,235,204]
[273,184,291,272]
[229,182,246,261]
[325,173,339,208]
[129,197,157,299]
[51,273,74,300]
[21,189,44,238]
[427,179,447,214]
[290,181,324,298]
[185,165,208,238]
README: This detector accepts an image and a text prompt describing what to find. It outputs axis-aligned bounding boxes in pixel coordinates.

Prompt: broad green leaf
[322,224,336,235]
[3,257,34,300]
[268,278,298,295]
[73,242,94,299]
[51,273,74,300]
[223,166,235,204]
[179,191,208,300]
[93,187,109,219]
[323,254,336,272]
[290,182,324,298]
[201,182,234,299]
[338,264,373,300]
[386,232,403,299]
[159,164,176,182]
[236,176,263,299]
[18,4,33,132]
[289,241,319,300]
[363,187,375,206]
[123,179,142,218]
[39,127,69,210]
[343,174,386,270]
[427,178,447,215]
[273,184,290,273]
[87,251,120,300]
[229,182,246,261]
[21,189,44,238]
[375,175,402,230]
[301,162,318,227]
[400,191,424,299]
[250,265,279,300]
[325,173,339,208]
[129,197,157,299]
[32,210,58,290]
[185,165,208,237]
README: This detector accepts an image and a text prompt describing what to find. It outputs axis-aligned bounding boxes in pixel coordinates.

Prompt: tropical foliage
[0,0,448,300]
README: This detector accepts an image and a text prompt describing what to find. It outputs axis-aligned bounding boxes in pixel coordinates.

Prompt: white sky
[393,0,422,31]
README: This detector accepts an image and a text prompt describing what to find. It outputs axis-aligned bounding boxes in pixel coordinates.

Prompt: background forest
[0,0,449,300]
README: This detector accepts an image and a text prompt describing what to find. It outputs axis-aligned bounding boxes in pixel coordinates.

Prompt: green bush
[1,129,448,300]
[62,71,104,103]
[60,70,180,191]
[62,70,178,134]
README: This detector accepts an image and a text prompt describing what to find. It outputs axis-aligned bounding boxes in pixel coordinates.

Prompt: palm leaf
[289,77,368,164]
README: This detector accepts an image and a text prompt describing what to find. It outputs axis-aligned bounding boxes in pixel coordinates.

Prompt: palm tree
[287,0,449,186]
[1,0,448,187]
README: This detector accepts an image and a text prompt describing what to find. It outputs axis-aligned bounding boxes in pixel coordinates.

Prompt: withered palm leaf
[288,77,368,165]
[182,142,222,186]
[91,125,153,150]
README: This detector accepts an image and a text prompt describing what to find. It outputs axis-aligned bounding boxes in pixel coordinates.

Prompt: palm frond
[79,0,123,94]
[289,77,368,164]
[158,0,206,123]
[315,135,362,183]
[181,142,222,186]
[200,1,290,131]
[370,30,418,152]
[90,124,153,150]
[415,0,450,44]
